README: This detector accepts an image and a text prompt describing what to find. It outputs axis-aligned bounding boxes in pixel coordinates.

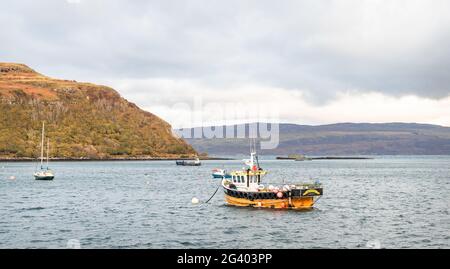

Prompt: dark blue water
[0,156,449,249]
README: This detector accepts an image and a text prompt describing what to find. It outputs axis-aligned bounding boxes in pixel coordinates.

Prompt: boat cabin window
[233,175,244,183]
[232,175,250,184]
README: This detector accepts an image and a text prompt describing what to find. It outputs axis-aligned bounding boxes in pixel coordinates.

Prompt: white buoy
[9,176,16,180]
[191,197,199,204]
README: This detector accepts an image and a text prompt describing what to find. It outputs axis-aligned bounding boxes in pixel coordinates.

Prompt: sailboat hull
[34,171,54,180]
[34,175,54,180]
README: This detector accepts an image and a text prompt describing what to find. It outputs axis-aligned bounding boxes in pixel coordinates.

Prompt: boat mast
[46,138,50,169]
[251,138,260,169]
[40,122,45,169]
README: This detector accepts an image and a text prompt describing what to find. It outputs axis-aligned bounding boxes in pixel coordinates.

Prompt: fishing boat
[212,168,231,179]
[221,150,323,209]
[176,158,201,166]
[34,122,54,180]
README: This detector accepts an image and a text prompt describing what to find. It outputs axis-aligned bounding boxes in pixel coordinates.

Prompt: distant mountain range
[179,122,450,155]
[0,63,196,159]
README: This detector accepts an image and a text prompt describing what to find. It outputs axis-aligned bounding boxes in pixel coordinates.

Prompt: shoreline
[0,157,235,162]
[277,156,374,160]
[309,156,373,160]
[3,155,448,162]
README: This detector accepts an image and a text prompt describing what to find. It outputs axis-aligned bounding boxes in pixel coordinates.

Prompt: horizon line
[174,121,450,129]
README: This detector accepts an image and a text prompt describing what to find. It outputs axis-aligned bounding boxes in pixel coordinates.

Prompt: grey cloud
[1,0,450,100]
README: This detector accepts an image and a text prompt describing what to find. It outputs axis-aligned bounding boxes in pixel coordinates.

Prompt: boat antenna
[256,139,262,169]
[255,151,261,169]
[250,137,261,169]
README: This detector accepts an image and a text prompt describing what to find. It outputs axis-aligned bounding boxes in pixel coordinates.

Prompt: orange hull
[224,194,316,209]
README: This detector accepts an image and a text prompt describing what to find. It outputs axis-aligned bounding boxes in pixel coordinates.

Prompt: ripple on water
[18,206,45,212]
[0,158,449,248]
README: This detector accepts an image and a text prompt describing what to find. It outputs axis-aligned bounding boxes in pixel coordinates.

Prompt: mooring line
[203,179,224,204]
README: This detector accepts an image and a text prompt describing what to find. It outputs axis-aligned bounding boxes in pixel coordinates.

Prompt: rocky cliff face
[0,63,196,159]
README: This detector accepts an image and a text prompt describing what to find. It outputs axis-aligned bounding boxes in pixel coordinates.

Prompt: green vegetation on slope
[0,63,196,159]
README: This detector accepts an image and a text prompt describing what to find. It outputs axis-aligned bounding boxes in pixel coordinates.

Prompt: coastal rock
[0,63,197,159]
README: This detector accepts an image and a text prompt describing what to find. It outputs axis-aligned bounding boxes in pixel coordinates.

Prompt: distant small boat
[34,170,54,181]
[276,154,309,161]
[212,168,231,179]
[34,122,54,180]
[176,158,201,166]
[276,156,297,160]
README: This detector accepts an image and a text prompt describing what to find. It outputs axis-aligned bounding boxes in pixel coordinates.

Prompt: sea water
[0,156,449,249]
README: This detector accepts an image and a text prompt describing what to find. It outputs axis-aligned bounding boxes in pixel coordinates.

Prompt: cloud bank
[1,0,449,126]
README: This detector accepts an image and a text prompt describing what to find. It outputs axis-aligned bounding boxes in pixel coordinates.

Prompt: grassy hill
[0,63,196,159]
[180,122,450,155]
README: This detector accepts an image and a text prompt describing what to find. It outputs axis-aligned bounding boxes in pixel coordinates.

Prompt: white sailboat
[34,122,54,180]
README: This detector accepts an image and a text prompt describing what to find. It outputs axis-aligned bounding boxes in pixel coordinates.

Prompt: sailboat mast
[40,122,45,168]
[46,138,49,169]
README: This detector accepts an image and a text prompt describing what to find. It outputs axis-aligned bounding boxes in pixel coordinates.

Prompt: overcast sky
[1,0,450,127]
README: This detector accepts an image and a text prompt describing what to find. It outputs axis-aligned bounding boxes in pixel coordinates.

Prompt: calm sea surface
[0,156,449,249]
